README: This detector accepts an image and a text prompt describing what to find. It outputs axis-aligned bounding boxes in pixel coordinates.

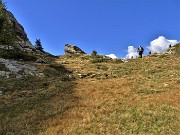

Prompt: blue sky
[3,0,180,58]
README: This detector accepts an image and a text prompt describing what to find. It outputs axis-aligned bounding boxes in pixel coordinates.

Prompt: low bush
[91,55,111,63]
[0,50,37,61]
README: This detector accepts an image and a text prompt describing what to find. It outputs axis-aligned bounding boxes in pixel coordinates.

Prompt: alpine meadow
[0,0,180,135]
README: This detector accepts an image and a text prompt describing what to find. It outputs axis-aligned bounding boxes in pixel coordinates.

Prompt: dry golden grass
[40,77,180,134]
[39,78,132,134]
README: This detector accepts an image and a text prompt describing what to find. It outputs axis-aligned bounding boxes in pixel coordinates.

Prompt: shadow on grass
[0,64,79,134]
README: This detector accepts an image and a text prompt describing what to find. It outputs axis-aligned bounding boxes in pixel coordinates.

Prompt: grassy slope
[0,62,77,135]
[41,47,179,134]
[0,44,180,134]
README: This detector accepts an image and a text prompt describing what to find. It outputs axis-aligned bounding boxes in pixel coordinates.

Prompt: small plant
[91,50,97,56]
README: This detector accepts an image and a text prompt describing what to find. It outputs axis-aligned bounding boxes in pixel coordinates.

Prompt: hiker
[137,45,144,58]
[169,44,171,48]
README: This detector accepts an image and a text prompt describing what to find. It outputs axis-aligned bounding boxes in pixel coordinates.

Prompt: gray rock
[0,71,6,76]
[64,44,85,55]
[0,71,11,78]
[0,45,14,50]
[0,58,37,78]
[7,11,28,42]
[37,73,45,77]
[16,74,23,79]
[6,10,35,51]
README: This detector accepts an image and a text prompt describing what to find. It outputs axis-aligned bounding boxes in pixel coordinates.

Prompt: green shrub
[91,50,97,56]
[0,50,37,61]
[91,55,111,63]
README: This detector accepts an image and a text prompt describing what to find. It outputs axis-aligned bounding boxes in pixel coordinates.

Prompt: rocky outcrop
[7,11,28,41]
[6,11,35,50]
[64,44,85,55]
[0,58,44,78]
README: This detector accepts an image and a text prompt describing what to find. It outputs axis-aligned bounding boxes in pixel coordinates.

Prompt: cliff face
[7,11,28,41]
[6,10,35,50]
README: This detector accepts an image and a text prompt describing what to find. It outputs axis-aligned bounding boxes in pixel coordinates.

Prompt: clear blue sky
[3,0,180,57]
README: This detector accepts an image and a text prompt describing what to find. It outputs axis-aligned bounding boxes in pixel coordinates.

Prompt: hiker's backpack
[139,46,144,52]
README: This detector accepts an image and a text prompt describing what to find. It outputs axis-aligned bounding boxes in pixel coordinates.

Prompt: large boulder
[64,44,85,55]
